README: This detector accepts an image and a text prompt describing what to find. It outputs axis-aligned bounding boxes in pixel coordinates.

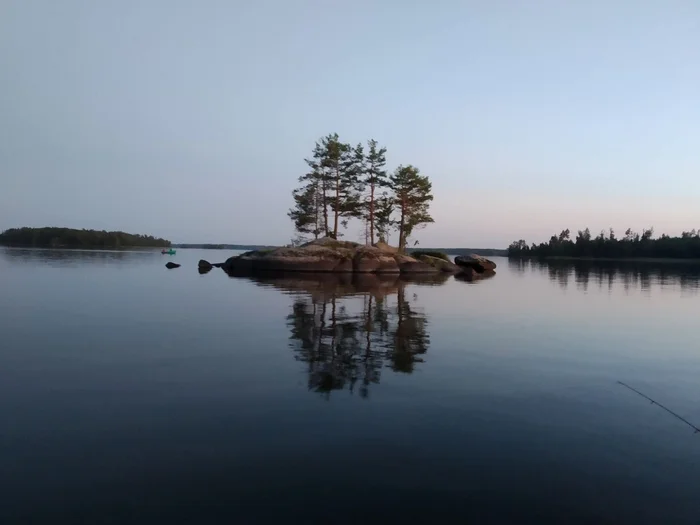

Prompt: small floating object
[165,262,180,269]
[161,249,176,255]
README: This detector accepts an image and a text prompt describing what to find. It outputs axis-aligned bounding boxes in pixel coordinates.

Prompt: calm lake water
[2,247,700,524]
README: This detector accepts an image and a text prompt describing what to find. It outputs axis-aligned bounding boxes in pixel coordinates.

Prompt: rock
[198,259,213,270]
[353,246,400,273]
[198,266,212,275]
[454,254,497,273]
[416,254,460,273]
[165,262,180,269]
[219,237,453,275]
[373,241,399,254]
[394,253,439,273]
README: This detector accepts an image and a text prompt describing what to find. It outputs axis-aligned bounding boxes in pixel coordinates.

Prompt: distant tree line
[508,228,700,259]
[173,243,275,251]
[288,133,434,251]
[409,247,507,257]
[0,227,171,248]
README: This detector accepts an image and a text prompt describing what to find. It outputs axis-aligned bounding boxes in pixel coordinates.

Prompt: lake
[2,247,700,524]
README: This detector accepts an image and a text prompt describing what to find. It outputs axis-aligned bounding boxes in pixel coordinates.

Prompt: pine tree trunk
[333,171,340,238]
[314,189,320,240]
[312,181,319,240]
[398,198,406,251]
[322,178,329,237]
[369,181,375,245]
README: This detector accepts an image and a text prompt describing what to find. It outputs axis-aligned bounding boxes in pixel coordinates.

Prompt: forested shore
[0,227,171,248]
[508,228,700,259]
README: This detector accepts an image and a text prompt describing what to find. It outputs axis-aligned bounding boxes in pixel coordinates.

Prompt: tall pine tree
[288,143,328,240]
[390,165,434,251]
[319,133,363,239]
[361,139,388,245]
[374,191,395,244]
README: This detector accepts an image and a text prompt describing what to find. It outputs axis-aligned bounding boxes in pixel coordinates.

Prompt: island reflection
[234,272,445,398]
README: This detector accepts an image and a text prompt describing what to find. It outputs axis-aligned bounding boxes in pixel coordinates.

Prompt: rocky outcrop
[454,254,497,273]
[373,241,399,254]
[165,262,180,269]
[416,254,460,273]
[221,238,441,275]
[198,259,213,270]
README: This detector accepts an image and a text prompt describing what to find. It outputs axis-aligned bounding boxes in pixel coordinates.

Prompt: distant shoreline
[511,255,700,264]
[173,244,508,257]
[0,227,170,249]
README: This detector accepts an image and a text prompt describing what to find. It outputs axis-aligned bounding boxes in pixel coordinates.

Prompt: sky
[1,1,698,247]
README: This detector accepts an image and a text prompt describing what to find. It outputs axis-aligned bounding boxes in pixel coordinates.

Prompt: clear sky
[2,1,698,247]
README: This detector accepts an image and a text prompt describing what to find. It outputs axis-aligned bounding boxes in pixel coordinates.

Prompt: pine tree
[361,139,388,245]
[288,182,321,239]
[319,133,363,239]
[374,191,394,244]
[390,165,434,251]
[288,144,327,239]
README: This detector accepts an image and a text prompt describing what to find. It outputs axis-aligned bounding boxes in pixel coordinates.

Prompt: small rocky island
[219,238,495,280]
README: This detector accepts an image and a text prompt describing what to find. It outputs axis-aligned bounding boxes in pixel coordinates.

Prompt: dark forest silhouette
[0,227,170,248]
[509,228,700,259]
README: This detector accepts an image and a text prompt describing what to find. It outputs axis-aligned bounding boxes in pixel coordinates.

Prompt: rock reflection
[237,273,440,398]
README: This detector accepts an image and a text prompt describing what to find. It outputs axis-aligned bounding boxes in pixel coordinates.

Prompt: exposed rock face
[221,238,439,274]
[198,259,213,270]
[394,253,438,273]
[165,262,180,269]
[353,246,400,273]
[416,254,460,273]
[373,241,399,254]
[454,254,497,273]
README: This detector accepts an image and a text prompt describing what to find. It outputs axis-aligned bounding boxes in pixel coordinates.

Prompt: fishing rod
[618,381,700,434]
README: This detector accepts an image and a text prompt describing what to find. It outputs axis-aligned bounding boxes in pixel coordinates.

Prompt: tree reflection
[531,259,700,294]
[273,273,437,398]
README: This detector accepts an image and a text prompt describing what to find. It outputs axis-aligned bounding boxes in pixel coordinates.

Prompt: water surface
[1,248,700,524]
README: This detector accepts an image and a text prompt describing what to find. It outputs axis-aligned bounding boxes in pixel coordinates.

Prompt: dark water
[2,247,700,524]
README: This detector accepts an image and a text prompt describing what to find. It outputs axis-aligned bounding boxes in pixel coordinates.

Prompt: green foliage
[390,165,434,250]
[373,191,394,244]
[321,133,363,238]
[290,134,434,249]
[0,227,170,248]
[508,227,700,259]
[409,250,450,262]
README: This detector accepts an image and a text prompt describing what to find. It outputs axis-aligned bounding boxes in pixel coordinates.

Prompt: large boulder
[416,254,460,273]
[220,238,457,275]
[454,254,497,273]
[222,244,353,273]
[353,246,400,273]
[394,253,439,273]
[373,241,399,254]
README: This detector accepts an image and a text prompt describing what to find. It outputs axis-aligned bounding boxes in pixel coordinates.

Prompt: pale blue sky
[1,1,698,247]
